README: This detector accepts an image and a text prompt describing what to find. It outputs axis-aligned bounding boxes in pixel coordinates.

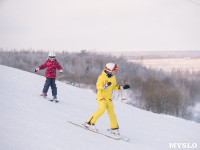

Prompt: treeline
[0,49,200,122]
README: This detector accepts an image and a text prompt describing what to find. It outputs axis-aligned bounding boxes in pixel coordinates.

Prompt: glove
[119,85,123,90]
[104,82,111,89]
[35,68,39,72]
[123,84,130,89]
[59,70,63,73]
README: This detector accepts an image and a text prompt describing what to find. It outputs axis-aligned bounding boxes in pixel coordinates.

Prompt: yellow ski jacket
[96,70,121,100]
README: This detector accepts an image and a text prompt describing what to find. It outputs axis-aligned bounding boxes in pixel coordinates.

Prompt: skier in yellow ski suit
[84,63,122,135]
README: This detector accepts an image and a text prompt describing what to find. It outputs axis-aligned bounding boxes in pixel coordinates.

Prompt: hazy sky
[0,0,200,52]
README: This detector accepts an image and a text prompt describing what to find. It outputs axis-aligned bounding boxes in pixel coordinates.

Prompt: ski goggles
[105,64,119,72]
[49,56,56,60]
[113,64,118,70]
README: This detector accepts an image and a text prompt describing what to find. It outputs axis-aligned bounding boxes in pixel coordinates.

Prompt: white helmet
[105,63,118,72]
[48,51,56,57]
[48,52,56,60]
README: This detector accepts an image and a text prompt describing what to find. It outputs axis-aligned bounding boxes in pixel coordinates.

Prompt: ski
[40,95,59,103]
[107,129,130,142]
[48,99,59,103]
[53,100,59,103]
[67,121,129,141]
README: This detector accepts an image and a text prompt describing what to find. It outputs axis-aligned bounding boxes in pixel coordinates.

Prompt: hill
[0,65,199,150]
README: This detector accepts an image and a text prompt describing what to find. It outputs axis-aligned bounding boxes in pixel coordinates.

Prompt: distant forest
[1,49,200,123]
[114,51,200,60]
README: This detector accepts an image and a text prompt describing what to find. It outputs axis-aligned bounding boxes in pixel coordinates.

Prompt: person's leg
[107,99,119,129]
[42,77,51,95]
[87,99,107,125]
[51,78,57,97]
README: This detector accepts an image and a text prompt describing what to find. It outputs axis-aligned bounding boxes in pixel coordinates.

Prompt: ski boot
[108,128,120,136]
[40,92,47,98]
[53,95,59,103]
[83,122,98,132]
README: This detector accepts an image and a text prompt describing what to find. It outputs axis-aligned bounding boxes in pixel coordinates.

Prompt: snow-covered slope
[0,65,199,150]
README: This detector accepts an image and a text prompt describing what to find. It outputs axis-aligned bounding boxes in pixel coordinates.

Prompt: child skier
[83,63,130,135]
[35,52,63,101]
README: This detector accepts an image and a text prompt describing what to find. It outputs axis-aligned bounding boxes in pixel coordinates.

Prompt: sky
[0,0,200,52]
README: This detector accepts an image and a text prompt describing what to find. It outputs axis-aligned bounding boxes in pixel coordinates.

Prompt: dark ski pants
[43,77,57,96]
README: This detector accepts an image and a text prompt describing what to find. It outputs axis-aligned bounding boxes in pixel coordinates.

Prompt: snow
[192,103,200,121]
[0,65,200,150]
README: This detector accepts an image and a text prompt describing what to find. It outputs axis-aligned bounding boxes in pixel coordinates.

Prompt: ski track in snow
[0,65,200,150]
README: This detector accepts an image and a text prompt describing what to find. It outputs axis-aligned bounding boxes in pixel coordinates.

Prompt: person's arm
[35,60,47,72]
[96,76,104,91]
[112,76,122,90]
[56,61,63,72]
[39,60,48,70]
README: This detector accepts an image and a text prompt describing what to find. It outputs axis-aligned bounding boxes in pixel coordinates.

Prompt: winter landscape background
[0,64,200,150]
[1,0,200,149]
[1,50,200,124]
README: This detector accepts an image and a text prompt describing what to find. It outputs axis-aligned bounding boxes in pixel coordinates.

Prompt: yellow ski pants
[87,98,118,129]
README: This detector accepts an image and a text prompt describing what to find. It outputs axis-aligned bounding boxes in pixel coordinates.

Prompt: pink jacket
[39,59,63,78]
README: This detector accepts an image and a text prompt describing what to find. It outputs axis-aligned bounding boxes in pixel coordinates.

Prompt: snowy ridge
[0,65,200,150]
